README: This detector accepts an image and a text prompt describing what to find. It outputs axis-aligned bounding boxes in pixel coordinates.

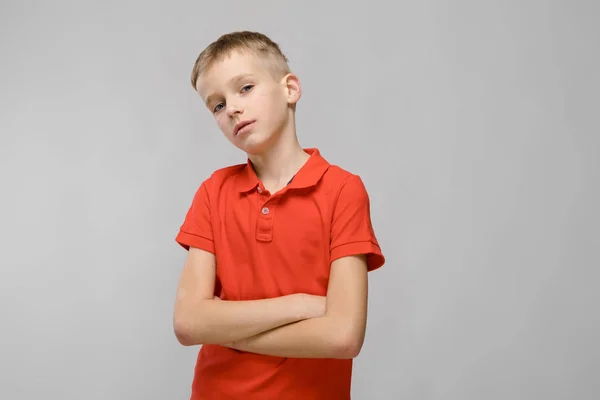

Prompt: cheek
[216,116,228,132]
[260,90,285,116]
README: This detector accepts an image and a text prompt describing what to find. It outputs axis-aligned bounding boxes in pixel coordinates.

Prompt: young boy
[173,31,385,400]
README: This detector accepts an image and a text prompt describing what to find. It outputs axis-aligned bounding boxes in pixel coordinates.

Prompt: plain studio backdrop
[1,1,598,399]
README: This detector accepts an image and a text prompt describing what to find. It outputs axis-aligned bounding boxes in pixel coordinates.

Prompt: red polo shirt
[175,148,385,400]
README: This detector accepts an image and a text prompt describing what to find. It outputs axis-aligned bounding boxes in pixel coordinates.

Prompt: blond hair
[190,31,291,90]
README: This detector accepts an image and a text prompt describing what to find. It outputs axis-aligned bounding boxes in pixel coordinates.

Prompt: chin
[238,142,268,155]
[234,133,275,155]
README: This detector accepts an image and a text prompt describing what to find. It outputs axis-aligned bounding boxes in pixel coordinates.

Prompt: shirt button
[257,187,263,194]
[261,207,270,215]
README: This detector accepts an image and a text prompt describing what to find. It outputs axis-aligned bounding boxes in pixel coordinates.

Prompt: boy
[173,31,385,399]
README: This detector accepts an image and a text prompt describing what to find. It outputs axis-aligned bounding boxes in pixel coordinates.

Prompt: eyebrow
[204,73,256,106]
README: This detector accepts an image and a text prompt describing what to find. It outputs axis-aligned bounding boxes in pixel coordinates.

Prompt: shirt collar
[236,148,330,193]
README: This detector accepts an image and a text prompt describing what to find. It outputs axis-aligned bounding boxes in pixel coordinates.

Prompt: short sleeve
[330,174,385,271]
[175,180,215,254]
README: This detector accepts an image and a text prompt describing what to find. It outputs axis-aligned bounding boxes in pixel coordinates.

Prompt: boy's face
[197,50,299,154]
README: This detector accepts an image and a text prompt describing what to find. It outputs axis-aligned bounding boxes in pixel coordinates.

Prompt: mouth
[233,120,255,136]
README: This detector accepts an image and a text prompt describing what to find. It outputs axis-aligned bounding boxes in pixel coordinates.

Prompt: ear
[281,73,301,105]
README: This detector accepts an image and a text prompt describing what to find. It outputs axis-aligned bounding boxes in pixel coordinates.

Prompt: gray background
[1,1,598,399]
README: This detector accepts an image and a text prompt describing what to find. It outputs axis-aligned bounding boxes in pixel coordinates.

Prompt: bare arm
[226,254,369,359]
[173,247,325,346]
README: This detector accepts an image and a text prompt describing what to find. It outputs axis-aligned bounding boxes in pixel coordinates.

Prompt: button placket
[256,197,278,242]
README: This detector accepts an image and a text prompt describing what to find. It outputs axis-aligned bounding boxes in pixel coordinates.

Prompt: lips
[233,120,255,136]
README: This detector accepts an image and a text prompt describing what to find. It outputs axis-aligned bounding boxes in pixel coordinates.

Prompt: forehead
[197,50,271,96]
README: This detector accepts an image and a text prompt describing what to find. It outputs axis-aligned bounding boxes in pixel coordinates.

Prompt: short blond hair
[190,31,291,90]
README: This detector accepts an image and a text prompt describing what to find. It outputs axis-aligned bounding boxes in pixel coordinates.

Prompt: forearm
[174,294,306,346]
[226,255,369,359]
[228,314,360,359]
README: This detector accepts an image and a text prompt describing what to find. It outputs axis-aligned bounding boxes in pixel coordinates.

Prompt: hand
[297,293,327,320]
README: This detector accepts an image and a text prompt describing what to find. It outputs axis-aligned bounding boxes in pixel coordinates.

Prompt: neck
[248,132,309,186]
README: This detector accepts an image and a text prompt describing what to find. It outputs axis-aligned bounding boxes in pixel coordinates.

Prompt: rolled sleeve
[330,175,385,271]
[175,180,215,254]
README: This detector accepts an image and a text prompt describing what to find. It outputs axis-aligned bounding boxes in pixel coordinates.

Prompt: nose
[226,102,243,118]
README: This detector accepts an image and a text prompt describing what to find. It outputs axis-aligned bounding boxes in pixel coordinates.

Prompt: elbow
[173,314,205,346]
[173,319,194,346]
[333,329,365,359]
[337,339,363,359]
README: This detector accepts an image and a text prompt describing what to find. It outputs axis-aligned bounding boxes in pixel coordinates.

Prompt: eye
[213,103,224,113]
[241,84,254,93]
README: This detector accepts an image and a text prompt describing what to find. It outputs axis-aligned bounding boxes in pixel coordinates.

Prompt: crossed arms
[172,247,369,359]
